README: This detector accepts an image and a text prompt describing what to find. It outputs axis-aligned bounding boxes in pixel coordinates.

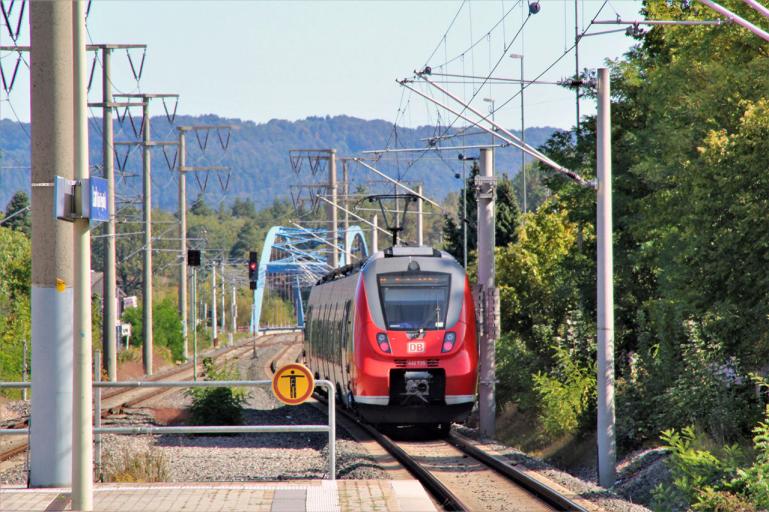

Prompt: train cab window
[377,272,450,330]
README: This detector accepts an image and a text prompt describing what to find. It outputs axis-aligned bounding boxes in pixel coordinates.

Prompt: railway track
[313,391,590,512]
[0,333,299,464]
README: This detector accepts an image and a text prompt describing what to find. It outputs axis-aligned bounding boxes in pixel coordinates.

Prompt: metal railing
[93,379,336,479]
[0,379,337,480]
[0,382,30,435]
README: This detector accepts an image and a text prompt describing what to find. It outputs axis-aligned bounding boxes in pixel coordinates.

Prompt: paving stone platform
[0,480,436,512]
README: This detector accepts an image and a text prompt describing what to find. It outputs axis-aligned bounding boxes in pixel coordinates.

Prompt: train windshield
[377,272,450,330]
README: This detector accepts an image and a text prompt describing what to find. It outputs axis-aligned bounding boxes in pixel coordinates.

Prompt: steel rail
[446,433,588,512]
[313,388,588,511]
[312,393,467,511]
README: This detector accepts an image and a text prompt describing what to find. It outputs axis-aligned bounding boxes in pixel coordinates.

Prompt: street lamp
[510,53,526,213]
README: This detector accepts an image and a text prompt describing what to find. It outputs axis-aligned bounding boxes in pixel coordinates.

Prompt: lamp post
[510,53,526,213]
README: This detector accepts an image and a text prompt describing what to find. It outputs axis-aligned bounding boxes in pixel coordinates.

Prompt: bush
[532,344,596,439]
[652,405,769,511]
[186,357,248,427]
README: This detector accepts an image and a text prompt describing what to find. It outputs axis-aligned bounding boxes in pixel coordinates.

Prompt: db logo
[407,342,425,353]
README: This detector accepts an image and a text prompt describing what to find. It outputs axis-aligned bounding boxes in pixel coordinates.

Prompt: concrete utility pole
[596,67,616,487]
[141,96,154,375]
[89,43,145,382]
[178,130,188,358]
[477,147,498,439]
[417,184,424,246]
[100,47,116,382]
[29,1,75,487]
[329,150,339,268]
[212,263,217,343]
[176,125,233,357]
[115,93,179,375]
[72,2,93,508]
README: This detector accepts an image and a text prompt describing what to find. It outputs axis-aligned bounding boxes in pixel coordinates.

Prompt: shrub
[531,344,595,439]
[652,406,769,511]
[186,357,248,427]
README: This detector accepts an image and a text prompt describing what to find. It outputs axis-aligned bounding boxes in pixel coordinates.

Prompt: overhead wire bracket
[162,96,178,125]
[161,144,178,171]
[0,52,20,93]
[216,128,231,150]
[195,129,210,152]
[0,0,25,42]
[126,47,146,82]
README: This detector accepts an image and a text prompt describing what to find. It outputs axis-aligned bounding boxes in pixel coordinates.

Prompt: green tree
[3,191,30,237]
[231,197,257,218]
[190,194,213,216]
[122,298,184,362]
[0,226,31,391]
[442,161,521,266]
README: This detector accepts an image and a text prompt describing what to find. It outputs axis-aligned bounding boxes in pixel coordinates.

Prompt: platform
[0,480,436,512]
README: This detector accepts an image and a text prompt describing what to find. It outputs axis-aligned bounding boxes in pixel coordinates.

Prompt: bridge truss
[250,225,369,333]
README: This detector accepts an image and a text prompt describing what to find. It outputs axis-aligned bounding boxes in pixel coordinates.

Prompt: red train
[303,246,478,429]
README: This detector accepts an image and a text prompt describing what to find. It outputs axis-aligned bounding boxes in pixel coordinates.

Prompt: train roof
[315,245,457,285]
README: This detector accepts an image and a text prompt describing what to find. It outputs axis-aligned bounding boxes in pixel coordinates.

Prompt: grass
[103,447,169,483]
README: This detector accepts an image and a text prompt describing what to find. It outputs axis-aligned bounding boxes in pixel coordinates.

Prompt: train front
[352,246,478,426]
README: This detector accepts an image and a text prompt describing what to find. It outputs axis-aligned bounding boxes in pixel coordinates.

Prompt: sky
[0,0,646,132]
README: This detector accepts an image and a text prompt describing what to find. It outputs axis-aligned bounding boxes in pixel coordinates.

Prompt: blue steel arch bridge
[249,225,369,333]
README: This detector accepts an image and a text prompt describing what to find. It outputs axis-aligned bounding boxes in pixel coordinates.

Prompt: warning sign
[272,363,315,405]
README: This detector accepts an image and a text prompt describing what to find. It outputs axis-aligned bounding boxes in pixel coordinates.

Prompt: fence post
[22,339,28,401]
[94,351,102,481]
[326,380,335,480]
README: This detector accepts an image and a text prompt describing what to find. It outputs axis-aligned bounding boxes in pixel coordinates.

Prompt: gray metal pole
[520,56,526,214]
[221,260,226,336]
[212,264,218,343]
[93,351,102,482]
[192,267,198,381]
[575,0,580,135]
[596,67,616,487]
[463,165,468,269]
[142,96,153,376]
[478,147,496,440]
[73,3,94,508]
[343,160,350,264]
[22,339,27,401]
[417,184,424,246]
[178,130,188,360]
[329,150,338,268]
[230,285,236,344]
[101,46,117,381]
[29,1,74,487]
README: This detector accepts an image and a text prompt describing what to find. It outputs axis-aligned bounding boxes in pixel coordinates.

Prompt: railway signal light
[188,249,201,267]
[249,251,257,290]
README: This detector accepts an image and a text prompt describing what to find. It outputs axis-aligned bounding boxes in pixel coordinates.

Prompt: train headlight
[442,331,457,352]
[376,332,391,353]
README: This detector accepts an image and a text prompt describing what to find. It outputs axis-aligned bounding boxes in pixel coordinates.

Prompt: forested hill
[0,114,557,210]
